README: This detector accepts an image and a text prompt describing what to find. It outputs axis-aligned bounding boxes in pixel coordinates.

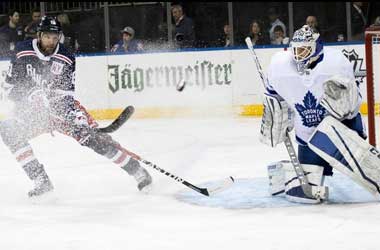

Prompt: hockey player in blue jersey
[0,16,152,197]
[261,25,380,204]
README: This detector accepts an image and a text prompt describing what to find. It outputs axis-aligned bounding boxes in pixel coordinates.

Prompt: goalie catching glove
[260,93,294,147]
[320,75,361,120]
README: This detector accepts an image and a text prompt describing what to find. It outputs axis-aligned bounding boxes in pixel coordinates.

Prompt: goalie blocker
[308,116,380,198]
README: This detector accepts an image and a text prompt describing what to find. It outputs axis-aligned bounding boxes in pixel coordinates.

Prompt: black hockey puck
[176,79,186,92]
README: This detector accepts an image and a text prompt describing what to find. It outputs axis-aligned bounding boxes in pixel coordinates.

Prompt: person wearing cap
[111,26,143,53]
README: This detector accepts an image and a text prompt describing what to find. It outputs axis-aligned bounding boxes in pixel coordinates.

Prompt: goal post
[365,26,380,146]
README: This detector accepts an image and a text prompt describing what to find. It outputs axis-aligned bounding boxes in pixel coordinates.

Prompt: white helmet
[290,25,323,74]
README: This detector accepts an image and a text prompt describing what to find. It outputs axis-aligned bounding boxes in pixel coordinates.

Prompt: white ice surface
[0,116,379,250]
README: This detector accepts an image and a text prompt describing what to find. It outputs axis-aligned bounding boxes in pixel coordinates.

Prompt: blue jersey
[5,38,76,119]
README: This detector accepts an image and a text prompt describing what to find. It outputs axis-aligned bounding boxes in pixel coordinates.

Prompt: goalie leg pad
[283,163,328,204]
[267,160,287,195]
[267,161,328,203]
[308,116,380,198]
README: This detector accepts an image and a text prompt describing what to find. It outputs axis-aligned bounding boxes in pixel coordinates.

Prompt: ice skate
[28,173,54,198]
[134,167,153,193]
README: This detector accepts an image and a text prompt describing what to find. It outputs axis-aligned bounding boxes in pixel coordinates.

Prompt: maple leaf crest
[295,91,326,127]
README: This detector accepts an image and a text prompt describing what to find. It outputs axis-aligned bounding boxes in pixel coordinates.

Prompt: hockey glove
[320,75,361,120]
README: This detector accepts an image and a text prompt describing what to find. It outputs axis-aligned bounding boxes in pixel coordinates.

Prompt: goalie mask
[290,25,323,74]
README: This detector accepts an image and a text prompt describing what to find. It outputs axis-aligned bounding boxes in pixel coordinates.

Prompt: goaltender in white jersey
[267,46,362,145]
[261,25,380,204]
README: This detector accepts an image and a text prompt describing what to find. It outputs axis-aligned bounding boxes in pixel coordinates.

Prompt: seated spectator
[267,7,287,44]
[24,8,41,40]
[216,24,232,47]
[111,26,143,53]
[247,20,269,46]
[271,25,289,45]
[57,13,76,53]
[306,15,319,32]
[171,4,195,49]
[0,9,24,56]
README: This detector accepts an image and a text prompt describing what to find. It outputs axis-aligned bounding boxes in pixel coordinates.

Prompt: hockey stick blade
[140,158,234,197]
[96,106,135,133]
[184,176,235,196]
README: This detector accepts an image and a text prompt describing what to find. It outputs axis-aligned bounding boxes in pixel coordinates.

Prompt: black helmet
[37,16,61,33]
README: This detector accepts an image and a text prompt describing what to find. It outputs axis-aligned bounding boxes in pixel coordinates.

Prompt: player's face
[293,46,312,61]
[39,32,60,55]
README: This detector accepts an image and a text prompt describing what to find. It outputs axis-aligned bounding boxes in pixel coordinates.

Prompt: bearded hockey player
[0,16,152,197]
[261,25,380,204]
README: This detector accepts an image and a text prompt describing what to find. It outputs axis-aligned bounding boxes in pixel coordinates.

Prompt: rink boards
[0,43,372,120]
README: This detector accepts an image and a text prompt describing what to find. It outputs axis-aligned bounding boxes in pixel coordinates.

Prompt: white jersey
[266,47,360,145]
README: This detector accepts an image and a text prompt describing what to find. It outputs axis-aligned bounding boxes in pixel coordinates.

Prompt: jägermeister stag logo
[108,60,232,93]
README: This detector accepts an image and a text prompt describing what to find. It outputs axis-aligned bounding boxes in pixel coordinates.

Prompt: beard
[39,44,56,56]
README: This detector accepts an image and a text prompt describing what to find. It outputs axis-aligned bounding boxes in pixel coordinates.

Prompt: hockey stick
[122,148,234,196]
[139,157,234,196]
[244,37,316,199]
[96,106,135,133]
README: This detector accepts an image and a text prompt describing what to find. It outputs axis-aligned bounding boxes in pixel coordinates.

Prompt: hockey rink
[0,116,379,250]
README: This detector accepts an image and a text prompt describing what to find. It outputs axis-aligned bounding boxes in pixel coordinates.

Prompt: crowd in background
[0,2,379,57]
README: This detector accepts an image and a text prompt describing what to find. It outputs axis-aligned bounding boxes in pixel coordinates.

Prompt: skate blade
[139,183,153,194]
[29,190,58,205]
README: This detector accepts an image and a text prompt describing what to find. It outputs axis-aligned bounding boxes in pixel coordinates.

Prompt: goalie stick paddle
[96,106,135,133]
[139,158,235,196]
[244,37,316,199]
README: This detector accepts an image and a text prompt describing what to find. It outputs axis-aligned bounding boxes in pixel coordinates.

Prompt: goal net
[365,26,380,146]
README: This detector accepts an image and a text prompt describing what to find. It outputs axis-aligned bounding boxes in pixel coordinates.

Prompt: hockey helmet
[37,16,62,33]
[290,25,323,73]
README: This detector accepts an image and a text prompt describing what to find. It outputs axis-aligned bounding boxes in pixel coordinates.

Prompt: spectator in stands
[267,7,287,44]
[351,2,367,41]
[247,20,269,46]
[216,24,232,47]
[271,25,289,45]
[57,13,76,53]
[0,9,24,56]
[306,15,319,32]
[24,8,41,40]
[171,4,195,49]
[111,26,144,53]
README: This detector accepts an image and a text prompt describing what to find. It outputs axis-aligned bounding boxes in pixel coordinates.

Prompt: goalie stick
[244,37,316,199]
[138,157,235,196]
[95,106,135,133]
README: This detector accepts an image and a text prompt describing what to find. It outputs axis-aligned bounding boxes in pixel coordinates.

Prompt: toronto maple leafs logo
[342,49,366,83]
[295,91,326,127]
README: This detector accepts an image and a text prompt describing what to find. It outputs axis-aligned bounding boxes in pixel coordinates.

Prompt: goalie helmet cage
[365,26,380,147]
